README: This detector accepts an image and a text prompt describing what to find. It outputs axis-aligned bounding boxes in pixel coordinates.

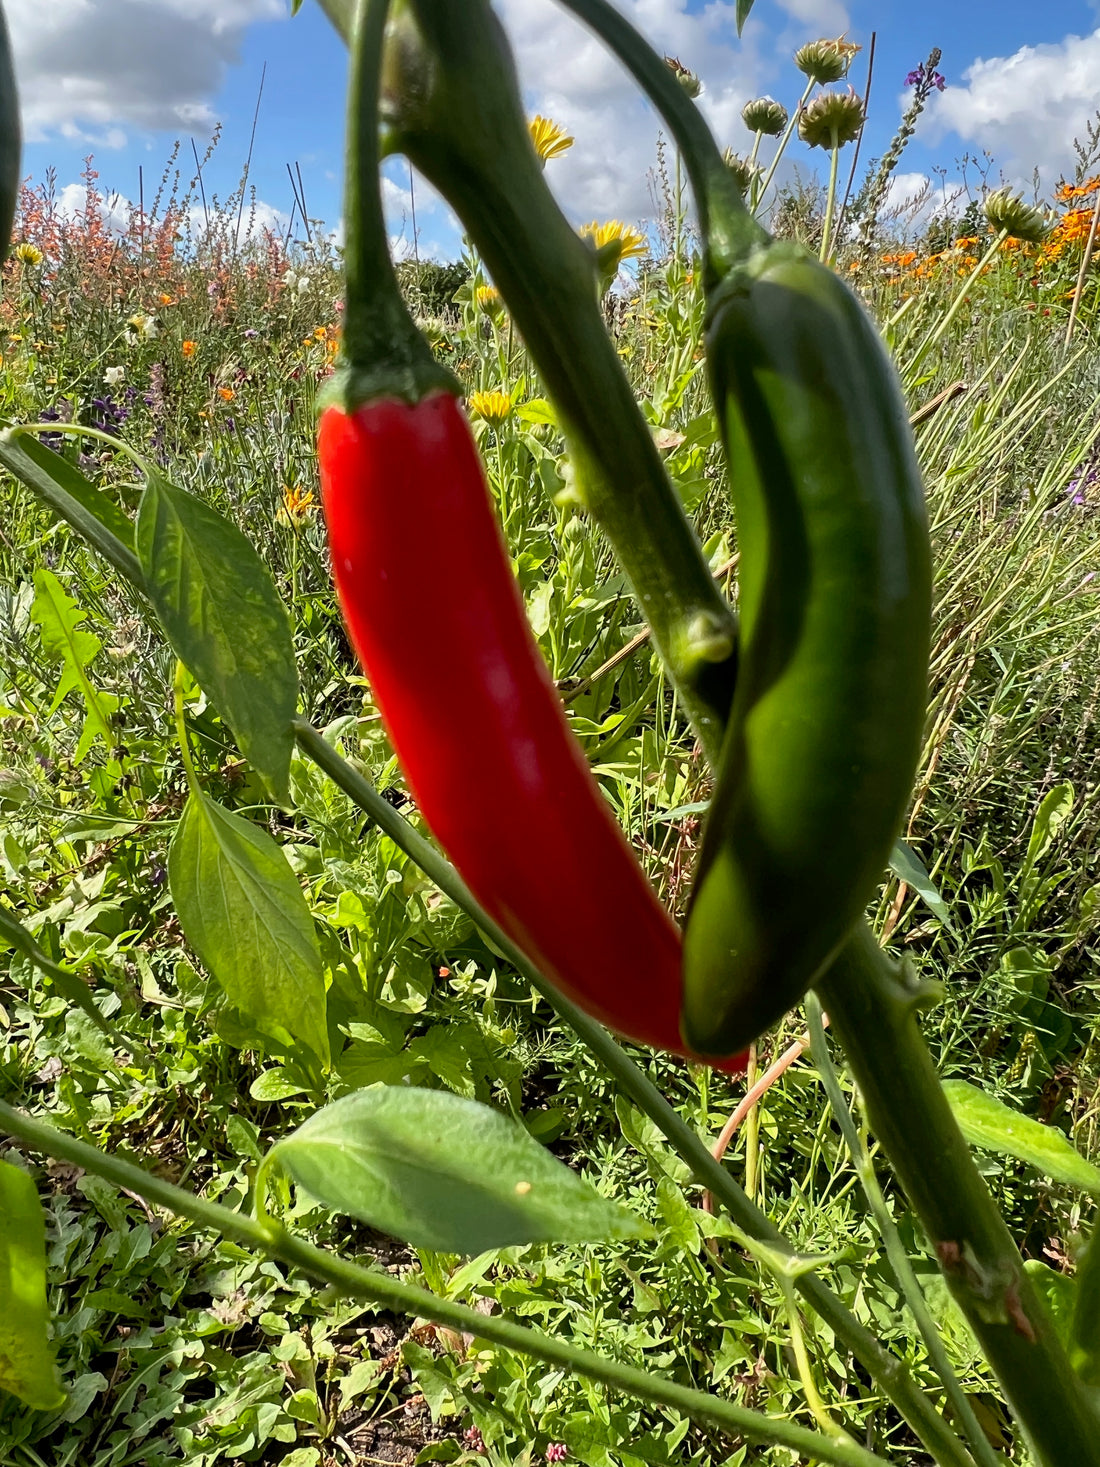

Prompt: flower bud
[741,96,788,136]
[798,88,865,149]
[983,187,1051,245]
[794,37,860,86]
[664,55,702,99]
[722,148,762,196]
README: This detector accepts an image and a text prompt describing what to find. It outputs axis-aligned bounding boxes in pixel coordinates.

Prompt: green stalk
[294,720,975,1467]
[0,1100,892,1467]
[806,995,1003,1467]
[819,132,841,263]
[317,0,739,763]
[756,76,817,209]
[815,925,1100,1466]
[906,230,1008,375]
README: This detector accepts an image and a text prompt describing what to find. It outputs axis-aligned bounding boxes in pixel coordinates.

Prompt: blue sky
[10,0,1100,259]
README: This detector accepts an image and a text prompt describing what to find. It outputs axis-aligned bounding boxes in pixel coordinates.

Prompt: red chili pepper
[318,389,745,1072]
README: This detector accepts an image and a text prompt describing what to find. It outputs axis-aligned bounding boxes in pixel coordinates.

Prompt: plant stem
[756,76,817,211]
[806,994,1003,1467]
[820,133,841,263]
[815,923,1100,1467]
[293,719,975,1467]
[908,230,1007,374]
[0,1098,890,1467]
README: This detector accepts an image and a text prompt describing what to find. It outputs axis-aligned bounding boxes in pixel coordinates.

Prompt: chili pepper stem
[815,922,1100,1467]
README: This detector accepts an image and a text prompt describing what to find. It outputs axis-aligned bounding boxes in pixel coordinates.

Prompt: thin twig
[1064,184,1100,350]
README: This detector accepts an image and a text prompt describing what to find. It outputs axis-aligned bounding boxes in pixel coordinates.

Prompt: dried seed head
[741,96,788,136]
[722,148,762,195]
[983,187,1051,245]
[665,55,702,98]
[794,37,861,86]
[798,88,865,149]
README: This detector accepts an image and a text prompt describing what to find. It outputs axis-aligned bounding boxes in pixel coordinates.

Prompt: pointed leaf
[943,1080,1100,1196]
[30,569,119,762]
[169,792,328,1066]
[137,470,297,803]
[736,0,755,35]
[889,839,956,933]
[0,1159,65,1410]
[266,1087,648,1253]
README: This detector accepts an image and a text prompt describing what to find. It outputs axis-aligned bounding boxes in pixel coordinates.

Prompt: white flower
[296,275,309,294]
[283,269,298,290]
[104,365,125,385]
[142,317,159,340]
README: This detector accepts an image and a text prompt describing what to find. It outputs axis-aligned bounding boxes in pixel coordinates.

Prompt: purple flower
[905,69,921,86]
[933,72,946,90]
[38,406,64,451]
[243,328,259,339]
[89,395,129,436]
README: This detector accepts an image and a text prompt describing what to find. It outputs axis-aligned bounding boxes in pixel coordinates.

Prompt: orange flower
[159,293,176,306]
[181,340,196,357]
[218,386,235,401]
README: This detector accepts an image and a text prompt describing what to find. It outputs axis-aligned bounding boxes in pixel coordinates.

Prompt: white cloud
[6,0,285,144]
[926,30,1100,190]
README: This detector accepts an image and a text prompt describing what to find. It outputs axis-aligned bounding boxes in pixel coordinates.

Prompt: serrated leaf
[889,839,956,933]
[169,792,328,1066]
[0,1159,65,1410]
[137,469,297,803]
[943,1080,1100,1196]
[267,1087,648,1253]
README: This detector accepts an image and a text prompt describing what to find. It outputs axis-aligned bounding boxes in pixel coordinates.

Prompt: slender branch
[0,1100,891,1467]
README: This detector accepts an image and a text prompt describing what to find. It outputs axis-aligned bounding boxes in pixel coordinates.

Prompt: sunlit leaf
[943,1080,1100,1196]
[0,1159,65,1410]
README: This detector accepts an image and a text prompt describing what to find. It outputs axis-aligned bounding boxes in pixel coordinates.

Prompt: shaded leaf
[169,792,328,1066]
[943,1080,1100,1196]
[736,0,755,35]
[0,1159,65,1410]
[266,1087,647,1253]
[0,431,137,566]
[889,839,956,933]
[137,470,297,802]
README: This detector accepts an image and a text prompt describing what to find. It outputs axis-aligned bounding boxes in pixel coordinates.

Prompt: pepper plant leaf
[169,791,329,1068]
[943,1080,1100,1197]
[736,0,755,34]
[889,839,956,934]
[262,1087,648,1254]
[0,431,138,574]
[136,469,297,804]
[1071,1226,1100,1384]
[0,1158,65,1411]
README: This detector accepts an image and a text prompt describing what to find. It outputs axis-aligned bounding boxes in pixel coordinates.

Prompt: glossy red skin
[318,391,745,1073]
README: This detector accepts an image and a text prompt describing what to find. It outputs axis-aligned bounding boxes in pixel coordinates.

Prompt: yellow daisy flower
[528,114,574,163]
[467,390,513,425]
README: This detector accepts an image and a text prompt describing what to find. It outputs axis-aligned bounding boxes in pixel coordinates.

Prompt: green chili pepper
[680,243,931,1057]
[0,4,19,262]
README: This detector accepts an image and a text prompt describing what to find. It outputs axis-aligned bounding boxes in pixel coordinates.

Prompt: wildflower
[128,313,158,339]
[528,114,574,163]
[103,365,126,386]
[983,187,1051,245]
[463,1426,486,1455]
[795,37,860,85]
[905,62,946,91]
[665,55,702,98]
[278,483,316,523]
[218,386,235,402]
[296,275,310,294]
[798,88,865,149]
[475,284,504,320]
[243,328,260,339]
[283,269,298,290]
[742,96,788,136]
[13,242,43,266]
[467,390,513,425]
[545,1446,568,1464]
[579,219,648,276]
[181,340,197,357]
[89,396,129,437]
[159,293,175,306]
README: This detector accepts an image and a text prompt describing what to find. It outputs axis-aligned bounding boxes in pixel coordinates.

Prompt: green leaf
[1072,1229,1100,1383]
[736,0,755,35]
[168,792,328,1066]
[30,569,119,762]
[0,1159,65,1411]
[136,469,297,803]
[943,1080,1100,1196]
[265,1087,648,1253]
[1024,782,1074,872]
[889,839,956,933]
[0,430,135,551]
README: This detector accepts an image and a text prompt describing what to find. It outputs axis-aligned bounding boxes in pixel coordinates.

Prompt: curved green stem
[815,924,1100,1467]
[806,994,1003,1467]
[542,0,766,279]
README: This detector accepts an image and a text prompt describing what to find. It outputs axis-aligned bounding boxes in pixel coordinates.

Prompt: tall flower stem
[906,229,1007,375]
[820,131,841,262]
